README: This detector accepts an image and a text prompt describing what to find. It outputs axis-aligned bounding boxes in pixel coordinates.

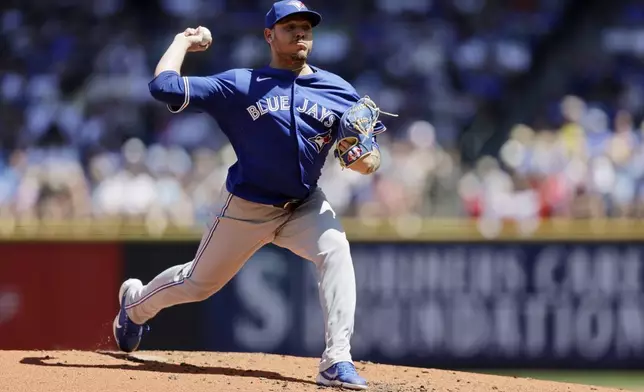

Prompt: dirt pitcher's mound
[0,350,629,392]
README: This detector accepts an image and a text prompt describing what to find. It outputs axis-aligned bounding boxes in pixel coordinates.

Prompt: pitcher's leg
[123,191,287,325]
[273,189,357,371]
[313,229,357,370]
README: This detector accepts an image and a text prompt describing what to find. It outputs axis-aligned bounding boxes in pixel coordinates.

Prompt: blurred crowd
[0,0,643,231]
[459,0,644,222]
[460,97,644,221]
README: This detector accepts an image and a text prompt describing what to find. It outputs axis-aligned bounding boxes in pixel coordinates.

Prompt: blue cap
[265,1,322,29]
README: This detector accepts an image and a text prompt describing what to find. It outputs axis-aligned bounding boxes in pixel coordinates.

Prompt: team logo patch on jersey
[287,1,306,10]
[308,130,333,153]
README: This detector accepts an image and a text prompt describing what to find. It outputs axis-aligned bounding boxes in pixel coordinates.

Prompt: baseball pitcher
[113,1,396,390]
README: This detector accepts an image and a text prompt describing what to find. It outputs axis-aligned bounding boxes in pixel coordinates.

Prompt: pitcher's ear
[264,28,273,43]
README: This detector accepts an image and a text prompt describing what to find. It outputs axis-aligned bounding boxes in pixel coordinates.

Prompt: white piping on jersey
[166,76,190,113]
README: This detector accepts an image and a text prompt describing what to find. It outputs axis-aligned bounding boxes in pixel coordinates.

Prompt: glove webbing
[347,96,399,136]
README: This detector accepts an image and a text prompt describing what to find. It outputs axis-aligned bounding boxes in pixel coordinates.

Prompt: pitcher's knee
[184,278,223,301]
[317,230,352,265]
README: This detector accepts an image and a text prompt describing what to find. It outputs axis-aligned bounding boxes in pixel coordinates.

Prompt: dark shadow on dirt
[20,351,317,386]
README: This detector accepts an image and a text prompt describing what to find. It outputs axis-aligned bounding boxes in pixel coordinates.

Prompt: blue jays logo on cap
[288,1,306,10]
[265,0,322,29]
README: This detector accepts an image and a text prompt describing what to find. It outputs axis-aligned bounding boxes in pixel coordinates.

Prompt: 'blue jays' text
[246,97,337,128]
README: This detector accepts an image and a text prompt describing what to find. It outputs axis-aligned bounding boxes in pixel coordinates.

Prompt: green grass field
[475,370,644,391]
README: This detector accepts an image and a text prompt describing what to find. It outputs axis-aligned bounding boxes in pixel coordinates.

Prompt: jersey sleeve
[148,70,236,113]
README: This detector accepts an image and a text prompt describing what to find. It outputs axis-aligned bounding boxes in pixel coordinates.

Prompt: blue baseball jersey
[148,65,385,205]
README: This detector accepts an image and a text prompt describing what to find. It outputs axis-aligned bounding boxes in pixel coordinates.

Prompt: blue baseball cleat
[113,279,149,353]
[316,361,368,390]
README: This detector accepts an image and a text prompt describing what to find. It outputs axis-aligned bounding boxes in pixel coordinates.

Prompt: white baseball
[198,26,212,47]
